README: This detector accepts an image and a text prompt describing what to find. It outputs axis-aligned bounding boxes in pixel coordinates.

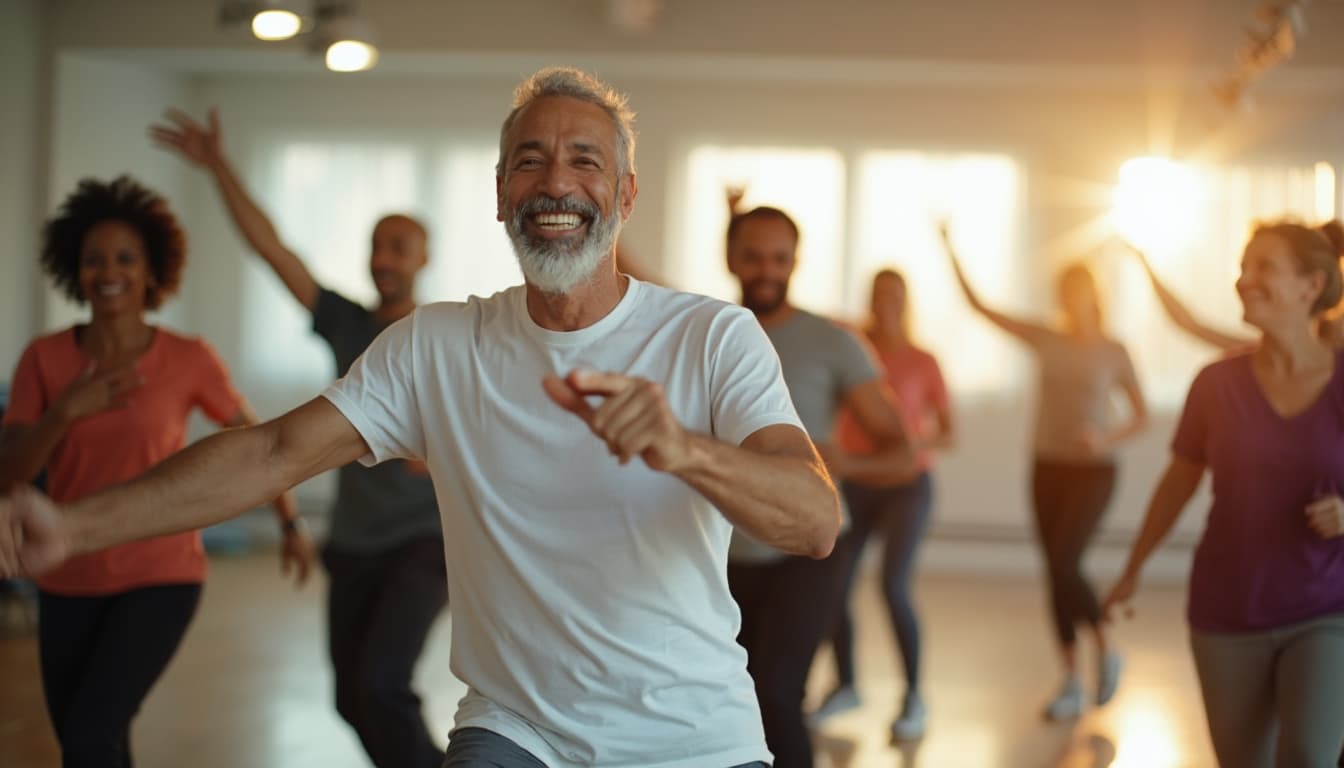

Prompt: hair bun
[1320,219,1344,257]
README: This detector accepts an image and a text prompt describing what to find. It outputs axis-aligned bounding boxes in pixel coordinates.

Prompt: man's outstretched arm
[1,397,368,577]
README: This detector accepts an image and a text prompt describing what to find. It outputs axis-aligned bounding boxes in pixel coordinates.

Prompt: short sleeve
[312,287,367,346]
[830,325,882,397]
[191,339,246,425]
[320,310,427,466]
[1171,365,1213,464]
[3,343,47,427]
[707,307,805,446]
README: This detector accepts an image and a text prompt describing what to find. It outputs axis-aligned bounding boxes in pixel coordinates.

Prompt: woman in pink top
[1107,220,1344,767]
[0,177,315,767]
[942,225,1149,721]
[810,269,954,742]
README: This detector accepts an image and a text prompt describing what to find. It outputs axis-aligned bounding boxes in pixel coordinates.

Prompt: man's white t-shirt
[321,278,802,768]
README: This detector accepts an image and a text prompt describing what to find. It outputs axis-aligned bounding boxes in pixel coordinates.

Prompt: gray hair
[496,67,637,178]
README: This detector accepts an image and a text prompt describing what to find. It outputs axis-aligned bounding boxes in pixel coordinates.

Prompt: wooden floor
[0,552,1216,767]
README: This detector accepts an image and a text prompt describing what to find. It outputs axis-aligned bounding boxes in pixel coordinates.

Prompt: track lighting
[218,0,378,73]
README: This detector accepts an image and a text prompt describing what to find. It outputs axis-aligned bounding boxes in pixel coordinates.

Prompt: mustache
[515,194,601,221]
[745,278,786,294]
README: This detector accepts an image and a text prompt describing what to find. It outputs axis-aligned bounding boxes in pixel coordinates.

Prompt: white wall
[22,33,1344,572]
[0,0,46,377]
[173,66,1344,561]
[44,52,195,332]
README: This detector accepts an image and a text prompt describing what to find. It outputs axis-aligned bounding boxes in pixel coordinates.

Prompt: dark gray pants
[1191,614,1344,768]
[442,727,771,767]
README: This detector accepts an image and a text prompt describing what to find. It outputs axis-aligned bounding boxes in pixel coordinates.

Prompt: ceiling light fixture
[218,0,379,73]
[251,9,305,41]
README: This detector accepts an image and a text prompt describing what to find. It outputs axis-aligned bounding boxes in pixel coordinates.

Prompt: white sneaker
[807,685,861,727]
[1043,678,1084,721]
[1096,652,1123,706]
[890,691,926,742]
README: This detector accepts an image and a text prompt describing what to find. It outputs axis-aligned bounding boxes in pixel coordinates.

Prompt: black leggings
[728,554,846,768]
[38,583,202,768]
[1031,459,1117,647]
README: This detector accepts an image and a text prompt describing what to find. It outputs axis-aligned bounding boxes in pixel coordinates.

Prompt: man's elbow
[803,489,842,560]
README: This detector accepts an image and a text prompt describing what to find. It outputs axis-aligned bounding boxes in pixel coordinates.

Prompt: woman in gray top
[941,225,1148,720]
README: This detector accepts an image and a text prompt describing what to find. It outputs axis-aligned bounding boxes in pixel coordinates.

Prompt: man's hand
[150,108,224,169]
[279,523,316,587]
[543,370,693,473]
[1306,494,1344,539]
[0,486,71,579]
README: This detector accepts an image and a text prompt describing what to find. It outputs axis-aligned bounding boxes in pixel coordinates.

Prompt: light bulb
[326,40,378,72]
[251,10,302,41]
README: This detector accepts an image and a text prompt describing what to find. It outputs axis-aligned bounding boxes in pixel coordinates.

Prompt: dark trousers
[729,553,846,768]
[829,473,933,690]
[441,727,770,767]
[1031,459,1117,647]
[324,536,449,768]
[38,584,201,768]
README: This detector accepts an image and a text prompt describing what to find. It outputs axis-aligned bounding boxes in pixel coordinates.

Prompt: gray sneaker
[1043,678,1084,721]
[1096,652,1123,706]
[806,685,861,727]
[890,691,927,742]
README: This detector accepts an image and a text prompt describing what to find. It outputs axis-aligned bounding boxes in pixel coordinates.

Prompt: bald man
[153,110,448,768]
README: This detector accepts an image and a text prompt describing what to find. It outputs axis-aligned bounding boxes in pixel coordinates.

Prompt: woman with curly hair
[0,175,315,767]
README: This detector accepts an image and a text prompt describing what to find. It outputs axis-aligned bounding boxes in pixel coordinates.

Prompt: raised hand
[150,108,224,169]
[0,486,70,579]
[542,369,692,472]
[725,184,747,216]
[55,361,142,423]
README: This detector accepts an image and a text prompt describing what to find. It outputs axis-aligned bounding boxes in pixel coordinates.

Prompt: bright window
[670,145,1025,398]
[670,145,847,314]
[1113,160,1339,405]
[242,139,518,391]
[852,152,1024,395]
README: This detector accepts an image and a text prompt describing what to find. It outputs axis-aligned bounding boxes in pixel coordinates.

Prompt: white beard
[505,194,622,295]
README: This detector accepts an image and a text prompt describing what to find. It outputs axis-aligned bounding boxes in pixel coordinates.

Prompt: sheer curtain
[239,137,519,395]
[669,144,1026,398]
[1114,161,1339,406]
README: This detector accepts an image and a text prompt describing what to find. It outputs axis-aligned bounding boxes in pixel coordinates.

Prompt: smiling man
[0,68,840,768]
[150,110,446,768]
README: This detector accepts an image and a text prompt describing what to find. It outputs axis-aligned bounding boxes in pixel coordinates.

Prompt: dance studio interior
[2,1,1343,767]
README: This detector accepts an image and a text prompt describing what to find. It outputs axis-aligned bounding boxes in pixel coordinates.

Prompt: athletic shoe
[1096,651,1123,706]
[806,684,861,727]
[890,690,927,742]
[1043,677,1084,721]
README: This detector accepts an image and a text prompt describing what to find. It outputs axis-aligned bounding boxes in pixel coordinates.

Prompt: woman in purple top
[1107,219,1344,767]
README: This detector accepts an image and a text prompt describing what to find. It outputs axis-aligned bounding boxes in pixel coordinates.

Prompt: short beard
[504,193,621,295]
[741,278,789,315]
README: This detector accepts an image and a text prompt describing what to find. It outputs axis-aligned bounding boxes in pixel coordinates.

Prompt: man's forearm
[64,424,296,555]
[673,434,839,559]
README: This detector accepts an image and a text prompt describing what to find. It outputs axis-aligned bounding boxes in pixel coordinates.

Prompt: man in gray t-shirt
[153,110,447,768]
[724,205,914,768]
